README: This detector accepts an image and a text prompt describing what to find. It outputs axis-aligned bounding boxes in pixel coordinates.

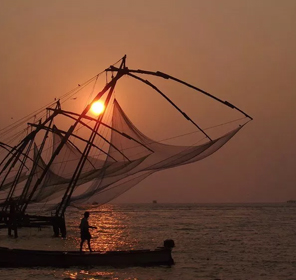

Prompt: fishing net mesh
[0,99,242,212]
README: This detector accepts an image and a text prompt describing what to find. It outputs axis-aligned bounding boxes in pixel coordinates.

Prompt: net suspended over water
[26,99,243,209]
[0,56,252,215]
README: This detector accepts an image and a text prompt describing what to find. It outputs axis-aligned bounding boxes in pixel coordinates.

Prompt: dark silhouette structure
[8,198,17,238]
[0,55,252,239]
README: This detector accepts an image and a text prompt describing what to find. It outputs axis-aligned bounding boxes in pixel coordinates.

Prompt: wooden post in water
[7,199,18,238]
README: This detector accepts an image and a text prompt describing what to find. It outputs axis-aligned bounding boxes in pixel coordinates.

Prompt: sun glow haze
[91,101,105,115]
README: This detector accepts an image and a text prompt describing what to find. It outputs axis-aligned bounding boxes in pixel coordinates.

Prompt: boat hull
[0,247,174,267]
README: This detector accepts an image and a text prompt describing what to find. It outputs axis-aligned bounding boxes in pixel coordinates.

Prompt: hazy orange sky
[0,0,295,203]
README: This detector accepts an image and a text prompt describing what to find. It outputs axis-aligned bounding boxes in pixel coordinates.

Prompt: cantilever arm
[126,72,213,141]
[107,66,253,121]
[46,108,154,154]
[0,142,30,170]
[61,113,131,162]
[28,123,118,162]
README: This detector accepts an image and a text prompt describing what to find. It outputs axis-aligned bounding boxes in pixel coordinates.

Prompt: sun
[90,101,105,115]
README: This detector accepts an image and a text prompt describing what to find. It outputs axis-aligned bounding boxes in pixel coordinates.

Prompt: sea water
[0,203,296,280]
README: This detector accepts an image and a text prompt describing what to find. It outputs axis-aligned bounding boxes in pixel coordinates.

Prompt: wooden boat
[0,240,175,267]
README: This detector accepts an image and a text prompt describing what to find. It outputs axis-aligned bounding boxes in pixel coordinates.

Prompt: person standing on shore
[79,211,97,252]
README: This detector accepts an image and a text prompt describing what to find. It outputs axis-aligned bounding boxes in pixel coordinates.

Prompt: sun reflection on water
[62,270,117,280]
[72,204,138,252]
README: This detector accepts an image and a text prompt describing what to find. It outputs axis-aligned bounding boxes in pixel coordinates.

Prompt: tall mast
[56,56,128,217]
[19,105,59,213]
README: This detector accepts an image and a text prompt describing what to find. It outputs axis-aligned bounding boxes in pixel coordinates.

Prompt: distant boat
[153,200,157,204]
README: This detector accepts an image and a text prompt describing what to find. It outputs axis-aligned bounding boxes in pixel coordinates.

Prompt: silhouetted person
[8,198,18,238]
[79,211,96,252]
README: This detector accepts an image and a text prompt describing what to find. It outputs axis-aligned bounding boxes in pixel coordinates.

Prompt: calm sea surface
[0,203,296,280]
